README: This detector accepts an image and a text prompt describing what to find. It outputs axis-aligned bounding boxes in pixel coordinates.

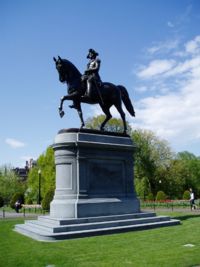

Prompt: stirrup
[82,95,90,99]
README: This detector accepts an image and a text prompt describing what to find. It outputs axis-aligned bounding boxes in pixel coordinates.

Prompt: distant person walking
[189,188,196,210]
[14,200,21,213]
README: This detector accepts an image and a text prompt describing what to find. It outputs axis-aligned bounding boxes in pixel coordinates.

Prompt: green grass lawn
[0,211,200,267]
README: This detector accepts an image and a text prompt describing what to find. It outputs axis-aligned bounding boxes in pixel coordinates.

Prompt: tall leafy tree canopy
[0,166,27,204]
[27,147,55,202]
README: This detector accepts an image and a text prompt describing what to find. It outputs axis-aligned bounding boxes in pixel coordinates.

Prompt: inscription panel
[88,159,125,195]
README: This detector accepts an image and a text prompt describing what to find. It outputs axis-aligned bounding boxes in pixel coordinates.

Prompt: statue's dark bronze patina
[53,50,135,134]
[82,48,102,102]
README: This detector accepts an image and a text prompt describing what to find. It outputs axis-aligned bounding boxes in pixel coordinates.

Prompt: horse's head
[53,56,67,83]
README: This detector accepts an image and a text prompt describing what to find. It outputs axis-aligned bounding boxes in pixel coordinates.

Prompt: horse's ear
[58,55,62,61]
[53,57,57,62]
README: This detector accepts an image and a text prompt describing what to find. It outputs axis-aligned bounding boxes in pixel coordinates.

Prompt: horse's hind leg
[100,106,112,131]
[76,103,85,129]
[115,103,127,134]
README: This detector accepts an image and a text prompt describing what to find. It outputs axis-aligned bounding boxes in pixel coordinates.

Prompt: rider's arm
[86,59,101,74]
[92,59,101,72]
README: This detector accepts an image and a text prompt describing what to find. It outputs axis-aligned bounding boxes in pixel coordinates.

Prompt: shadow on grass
[173,214,200,221]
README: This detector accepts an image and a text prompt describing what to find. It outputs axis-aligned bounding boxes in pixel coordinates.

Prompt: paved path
[142,207,200,213]
[0,210,46,219]
[1,208,199,219]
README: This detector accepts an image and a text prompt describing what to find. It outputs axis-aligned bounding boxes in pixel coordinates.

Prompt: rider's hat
[87,48,99,58]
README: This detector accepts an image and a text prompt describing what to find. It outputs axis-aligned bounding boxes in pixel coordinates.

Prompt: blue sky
[1,0,200,167]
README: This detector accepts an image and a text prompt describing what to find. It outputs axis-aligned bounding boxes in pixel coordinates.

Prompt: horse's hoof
[69,104,76,109]
[59,110,65,118]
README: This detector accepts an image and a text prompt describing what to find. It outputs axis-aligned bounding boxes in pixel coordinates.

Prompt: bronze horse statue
[53,56,135,134]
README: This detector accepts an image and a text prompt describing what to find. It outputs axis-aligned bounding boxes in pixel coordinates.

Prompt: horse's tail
[118,85,135,117]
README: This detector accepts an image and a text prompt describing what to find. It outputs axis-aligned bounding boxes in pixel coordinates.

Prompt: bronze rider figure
[82,48,102,102]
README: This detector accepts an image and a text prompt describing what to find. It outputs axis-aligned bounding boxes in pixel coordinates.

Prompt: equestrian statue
[53,49,135,134]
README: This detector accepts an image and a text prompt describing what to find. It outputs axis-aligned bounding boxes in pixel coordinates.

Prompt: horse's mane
[62,59,82,77]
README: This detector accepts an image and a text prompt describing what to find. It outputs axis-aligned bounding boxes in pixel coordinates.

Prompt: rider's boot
[82,82,92,101]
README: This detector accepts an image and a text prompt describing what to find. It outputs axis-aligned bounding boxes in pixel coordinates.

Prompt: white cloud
[163,56,200,78]
[137,59,176,79]
[185,35,200,54]
[134,77,200,141]
[135,86,148,93]
[133,35,200,153]
[147,39,179,55]
[5,138,26,148]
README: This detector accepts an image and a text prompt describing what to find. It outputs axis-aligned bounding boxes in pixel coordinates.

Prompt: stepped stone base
[14,129,180,241]
[15,212,180,241]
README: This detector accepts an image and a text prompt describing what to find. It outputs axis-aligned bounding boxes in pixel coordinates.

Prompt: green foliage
[10,192,24,209]
[135,177,150,200]
[147,192,154,201]
[41,187,54,211]
[25,198,33,204]
[183,190,190,200]
[132,130,200,200]
[86,115,132,135]
[156,191,166,201]
[132,129,174,195]
[175,152,200,198]
[157,160,187,199]
[177,151,196,161]
[27,147,55,202]
[0,195,4,207]
[0,166,27,204]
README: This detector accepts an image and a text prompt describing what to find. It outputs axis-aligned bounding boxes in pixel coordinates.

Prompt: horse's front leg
[58,95,69,118]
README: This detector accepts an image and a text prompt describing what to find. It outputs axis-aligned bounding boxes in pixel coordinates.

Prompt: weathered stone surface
[50,129,140,218]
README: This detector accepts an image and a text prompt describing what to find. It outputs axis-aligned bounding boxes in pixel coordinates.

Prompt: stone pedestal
[50,129,140,218]
[15,128,180,241]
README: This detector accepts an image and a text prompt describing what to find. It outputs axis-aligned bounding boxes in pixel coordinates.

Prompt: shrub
[183,190,190,200]
[42,187,54,211]
[147,192,154,201]
[0,195,4,207]
[26,198,33,205]
[10,192,24,209]
[156,191,166,201]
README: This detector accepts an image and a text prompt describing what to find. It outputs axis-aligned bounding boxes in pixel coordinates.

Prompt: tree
[27,147,55,202]
[176,151,200,197]
[41,187,54,211]
[156,160,187,199]
[183,190,190,200]
[156,191,166,201]
[135,176,151,200]
[177,151,196,161]
[132,129,174,196]
[0,165,27,204]
[86,115,132,135]
[0,195,4,207]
